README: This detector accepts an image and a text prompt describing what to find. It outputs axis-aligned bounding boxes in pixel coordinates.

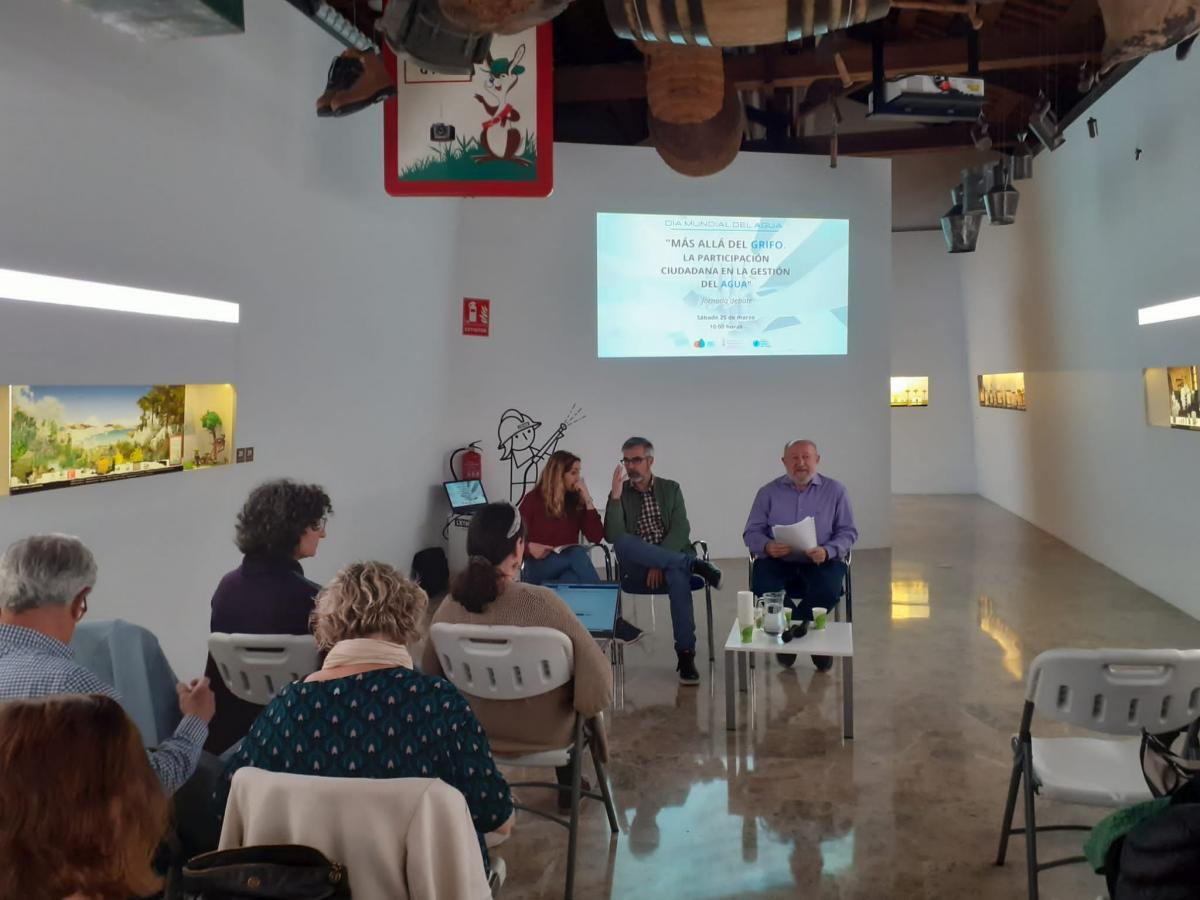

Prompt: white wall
[446,144,893,556]
[890,232,976,494]
[0,0,462,670]
[960,50,1200,618]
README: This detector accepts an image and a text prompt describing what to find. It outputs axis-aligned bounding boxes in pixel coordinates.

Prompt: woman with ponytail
[423,502,613,811]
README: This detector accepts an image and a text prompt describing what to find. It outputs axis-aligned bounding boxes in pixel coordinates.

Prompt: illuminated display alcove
[977,372,1025,411]
[890,376,929,408]
[3,383,237,498]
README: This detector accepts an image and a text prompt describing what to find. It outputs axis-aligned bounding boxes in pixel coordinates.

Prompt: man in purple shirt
[743,439,858,670]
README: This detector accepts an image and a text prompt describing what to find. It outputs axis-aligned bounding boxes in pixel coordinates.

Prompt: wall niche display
[1167,366,1200,430]
[977,372,1026,411]
[890,376,929,408]
[6,384,236,497]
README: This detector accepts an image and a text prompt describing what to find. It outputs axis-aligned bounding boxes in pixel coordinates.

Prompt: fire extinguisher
[450,442,483,481]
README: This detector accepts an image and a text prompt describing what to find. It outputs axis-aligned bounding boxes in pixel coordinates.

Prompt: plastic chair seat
[497,747,572,768]
[1030,736,1152,807]
[621,574,705,594]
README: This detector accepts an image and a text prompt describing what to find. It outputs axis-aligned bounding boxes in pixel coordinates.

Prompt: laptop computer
[548,583,620,640]
[443,479,488,515]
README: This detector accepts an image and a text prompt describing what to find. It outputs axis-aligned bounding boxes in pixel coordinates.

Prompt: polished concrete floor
[493,495,1200,899]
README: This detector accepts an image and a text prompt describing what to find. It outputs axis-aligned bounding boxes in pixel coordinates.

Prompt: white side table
[723,620,854,738]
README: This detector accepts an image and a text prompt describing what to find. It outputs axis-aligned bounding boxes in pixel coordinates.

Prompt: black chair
[616,539,716,663]
[747,549,853,623]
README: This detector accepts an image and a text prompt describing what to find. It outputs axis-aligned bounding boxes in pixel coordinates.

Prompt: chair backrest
[1027,648,1200,735]
[208,633,321,705]
[430,623,573,701]
[219,768,490,900]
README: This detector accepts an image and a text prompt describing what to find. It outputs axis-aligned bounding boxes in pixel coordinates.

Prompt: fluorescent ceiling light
[1138,295,1200,326]
[0,267,239,324]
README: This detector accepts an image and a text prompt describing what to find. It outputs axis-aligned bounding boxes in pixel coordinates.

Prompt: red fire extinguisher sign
[463,298,490,337]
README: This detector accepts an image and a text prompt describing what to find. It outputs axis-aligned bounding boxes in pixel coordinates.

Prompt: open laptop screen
[548,583,620,639]
[444,479,488,514]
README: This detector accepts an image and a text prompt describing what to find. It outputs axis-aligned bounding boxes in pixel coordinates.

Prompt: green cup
[812,607,828,630]
[740,626,753,643]
[784,608,793,626]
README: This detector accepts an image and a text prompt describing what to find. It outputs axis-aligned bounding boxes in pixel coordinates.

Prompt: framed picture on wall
[383,24,553,198]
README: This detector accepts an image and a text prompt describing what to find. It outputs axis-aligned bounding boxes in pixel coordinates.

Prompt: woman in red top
[518,450,604,585]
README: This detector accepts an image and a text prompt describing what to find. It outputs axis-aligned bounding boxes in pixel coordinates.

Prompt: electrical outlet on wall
[244,447,254,462]
[236,448,246,463]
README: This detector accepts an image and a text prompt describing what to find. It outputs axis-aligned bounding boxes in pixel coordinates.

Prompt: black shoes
[614,617,644,644]
[812,655,834,672]
[676,650,700,685]
[775,653,797,667]
[690,557,723,590]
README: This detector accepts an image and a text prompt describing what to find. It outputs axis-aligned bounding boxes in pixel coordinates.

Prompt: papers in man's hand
[772,517,818,552]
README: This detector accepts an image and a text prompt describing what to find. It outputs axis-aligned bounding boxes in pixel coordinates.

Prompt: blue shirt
[216,667,514,870]
[0,623,206,795]
[742,473,859,560]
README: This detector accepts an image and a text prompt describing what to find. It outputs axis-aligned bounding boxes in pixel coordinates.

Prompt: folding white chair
[207,633,321,705]
[995,648,1200,899]
[430,623,618,900]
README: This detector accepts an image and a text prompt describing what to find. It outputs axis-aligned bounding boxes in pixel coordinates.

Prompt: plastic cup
[740,626,753,643]
[812,607,828,630]
[784,608,793,626]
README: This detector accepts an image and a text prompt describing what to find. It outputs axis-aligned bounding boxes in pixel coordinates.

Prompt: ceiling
[551,0,1111,158]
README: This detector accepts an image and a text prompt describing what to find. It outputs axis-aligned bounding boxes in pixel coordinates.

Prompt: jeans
[751,556,847,621]
[613,534,696,653]
[522,545,600,585]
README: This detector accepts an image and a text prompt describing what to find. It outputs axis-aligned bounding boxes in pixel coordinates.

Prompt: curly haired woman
[203,478,333,753]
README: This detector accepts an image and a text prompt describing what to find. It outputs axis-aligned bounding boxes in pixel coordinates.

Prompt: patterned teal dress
[214,667,514,868]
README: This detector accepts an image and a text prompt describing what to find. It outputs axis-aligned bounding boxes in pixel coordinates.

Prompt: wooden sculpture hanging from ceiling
[1096,0,1200,72]
[439,0,573,34]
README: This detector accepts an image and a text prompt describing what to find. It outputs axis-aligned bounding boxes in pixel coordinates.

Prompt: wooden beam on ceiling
[744,122,981,156]
[556,25,1101,103]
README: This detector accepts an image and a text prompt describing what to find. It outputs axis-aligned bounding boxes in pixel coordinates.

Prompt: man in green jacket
[605,437,722,685]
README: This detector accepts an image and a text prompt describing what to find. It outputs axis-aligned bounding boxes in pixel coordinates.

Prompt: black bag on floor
[176,845,350,899]
[411,546,449,599]
[1112,779,1200,900]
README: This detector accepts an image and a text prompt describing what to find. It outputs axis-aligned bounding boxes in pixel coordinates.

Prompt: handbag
[1140,724,1200,797]
[176,845,350,900]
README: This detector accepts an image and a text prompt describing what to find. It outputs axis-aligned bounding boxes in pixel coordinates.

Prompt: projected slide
[597,213,849,358]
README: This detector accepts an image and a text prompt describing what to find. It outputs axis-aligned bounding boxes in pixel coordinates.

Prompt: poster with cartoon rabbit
[384,24,552,197]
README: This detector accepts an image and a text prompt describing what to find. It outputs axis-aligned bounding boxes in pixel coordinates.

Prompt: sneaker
[488,857,506,895]
[812,655,834,672]
[690,557,723,590]
[614,617,644,645]
[775,653,797,668]
[676,650,700,685]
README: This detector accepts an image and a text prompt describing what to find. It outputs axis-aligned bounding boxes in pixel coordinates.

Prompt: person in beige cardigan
[422,502,613,812]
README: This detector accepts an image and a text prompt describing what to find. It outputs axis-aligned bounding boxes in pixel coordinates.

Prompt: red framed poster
[383,22,553,198]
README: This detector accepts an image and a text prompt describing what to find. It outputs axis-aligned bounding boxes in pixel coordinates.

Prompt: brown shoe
[317,51,364,118]
[330,50,396,117]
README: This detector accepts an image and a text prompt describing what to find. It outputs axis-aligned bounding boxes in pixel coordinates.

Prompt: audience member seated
[518,450,605,585]
[0,534,213,795]
[0,694,170,900]
[203,478,332,754]
[604,436,722,685]
[216,560,514,872]
[742,439,858,671]
[423,501,613,812]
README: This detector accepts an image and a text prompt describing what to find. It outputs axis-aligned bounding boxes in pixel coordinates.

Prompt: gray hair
[622,436,654,455]
[783,439,819,456]
[0,534,97,612]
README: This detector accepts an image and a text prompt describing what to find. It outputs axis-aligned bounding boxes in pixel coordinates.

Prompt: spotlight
[960,165,990,214]
[984,161,1019,225]
[1006,131,1034,181]
[1028,94,1065,151]
[941,185,983,254]
[1087,117,1099,139]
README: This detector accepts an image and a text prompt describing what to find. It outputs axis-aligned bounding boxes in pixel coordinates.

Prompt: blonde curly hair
[311,561,428,649]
